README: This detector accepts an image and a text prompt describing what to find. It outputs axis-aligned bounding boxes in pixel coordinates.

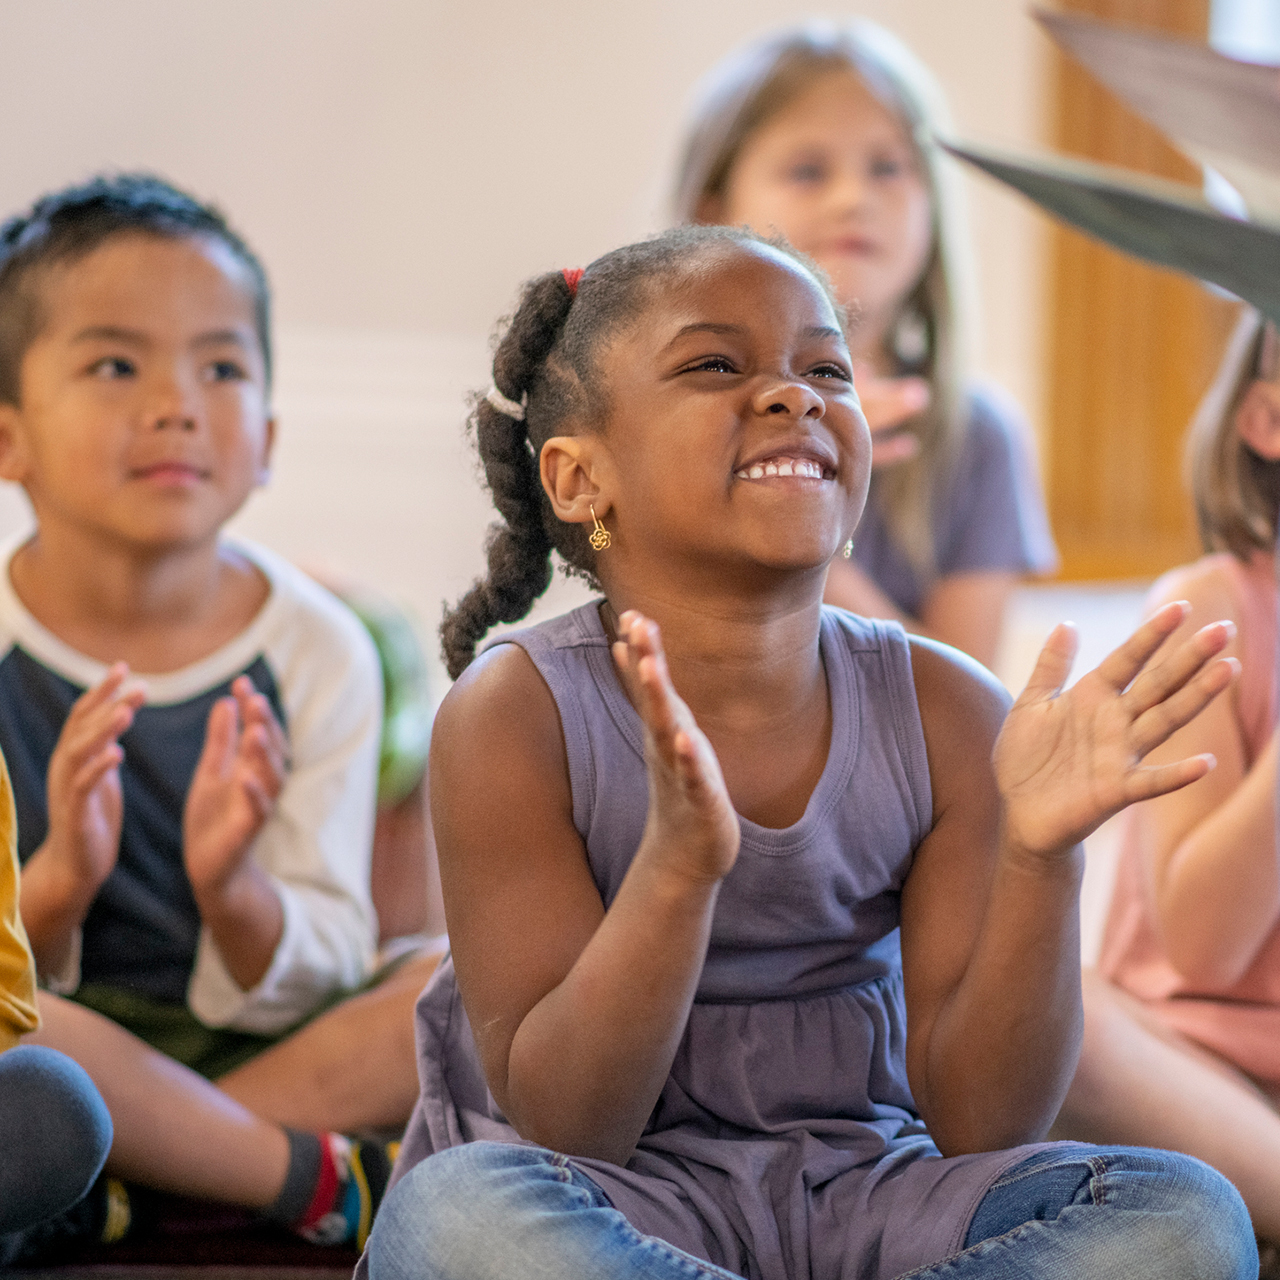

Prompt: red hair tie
[562,267,584,297]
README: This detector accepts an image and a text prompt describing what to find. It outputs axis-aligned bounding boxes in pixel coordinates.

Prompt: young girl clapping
[1058,312,1280,1252]
[366,228,1252,1280]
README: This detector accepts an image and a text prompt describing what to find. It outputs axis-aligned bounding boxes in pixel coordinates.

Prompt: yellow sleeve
[0,750,37,1051]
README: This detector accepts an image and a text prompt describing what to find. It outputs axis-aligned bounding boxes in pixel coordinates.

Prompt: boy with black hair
[0,174,435,1258]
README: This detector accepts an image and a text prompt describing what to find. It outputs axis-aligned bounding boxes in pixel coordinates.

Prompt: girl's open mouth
[734,456,831,481]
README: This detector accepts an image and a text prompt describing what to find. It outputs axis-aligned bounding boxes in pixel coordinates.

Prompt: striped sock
[274,1131,394,1250]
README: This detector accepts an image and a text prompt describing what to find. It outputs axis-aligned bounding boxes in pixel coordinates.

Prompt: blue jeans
[0,1045,113,1234]
[366,1140,1256,1280]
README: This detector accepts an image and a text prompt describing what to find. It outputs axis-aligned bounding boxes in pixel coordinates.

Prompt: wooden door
[1045,0,1240,580]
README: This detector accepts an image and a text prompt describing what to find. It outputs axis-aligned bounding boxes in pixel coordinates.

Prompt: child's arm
[433,614,739,1166]
[1110,570,1275,987]
[18,665,144,979]
[183,677,287,992]
[900,604,1235,1156]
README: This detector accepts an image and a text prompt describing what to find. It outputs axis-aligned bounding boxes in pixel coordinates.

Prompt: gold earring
[842,538,854,560]
[589,504,611,551]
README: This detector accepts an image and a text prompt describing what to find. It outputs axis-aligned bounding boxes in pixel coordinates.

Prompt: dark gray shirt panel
[0,647,284,1003]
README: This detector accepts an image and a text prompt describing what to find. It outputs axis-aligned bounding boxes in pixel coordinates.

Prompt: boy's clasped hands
[39,665,288,982]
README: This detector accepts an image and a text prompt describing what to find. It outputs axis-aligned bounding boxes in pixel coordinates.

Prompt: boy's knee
[0,1045,112,1227]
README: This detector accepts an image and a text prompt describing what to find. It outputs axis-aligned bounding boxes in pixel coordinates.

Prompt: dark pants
[0,1045,112,1234]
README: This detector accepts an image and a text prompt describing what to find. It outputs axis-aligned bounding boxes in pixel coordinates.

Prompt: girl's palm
[613,612,740,886]
[996,606,1236,858]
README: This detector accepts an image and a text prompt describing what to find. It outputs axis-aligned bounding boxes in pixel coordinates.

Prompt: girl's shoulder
[433,603,606,777]
[1146,552,1271,633]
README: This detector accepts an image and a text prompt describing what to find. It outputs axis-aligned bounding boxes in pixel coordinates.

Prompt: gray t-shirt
[851,383,1057,617]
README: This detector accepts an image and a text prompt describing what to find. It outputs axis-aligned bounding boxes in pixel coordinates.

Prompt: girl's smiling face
[704,71,932,365]
[582,242,870,587]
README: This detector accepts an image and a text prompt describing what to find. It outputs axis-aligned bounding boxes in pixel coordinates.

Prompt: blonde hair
[1186,309,1280,561]
[673,20,976,578]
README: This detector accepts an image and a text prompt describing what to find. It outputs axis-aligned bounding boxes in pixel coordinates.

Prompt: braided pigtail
[441,272,577,679]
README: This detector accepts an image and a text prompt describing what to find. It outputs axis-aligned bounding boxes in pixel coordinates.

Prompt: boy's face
[0,232,274,555]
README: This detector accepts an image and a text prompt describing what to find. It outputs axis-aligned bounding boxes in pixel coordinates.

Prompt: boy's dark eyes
[809,363,853,382]
[207,359,248,382]
[786,161,827,184]
[88,356,136,380]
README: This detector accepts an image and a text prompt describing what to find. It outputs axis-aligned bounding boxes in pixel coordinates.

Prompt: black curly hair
[440,224,838,679]
[0,172,271,406]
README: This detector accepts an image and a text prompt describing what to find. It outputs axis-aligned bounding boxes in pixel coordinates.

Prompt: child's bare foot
[995,601,1238,859]
[612,611,739,887]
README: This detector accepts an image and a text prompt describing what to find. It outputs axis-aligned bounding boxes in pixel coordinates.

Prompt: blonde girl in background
[673,21,1056,667]
[1055,310,1280,1252]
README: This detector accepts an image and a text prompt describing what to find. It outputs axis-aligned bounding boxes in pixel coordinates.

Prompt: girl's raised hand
[853,362,928,469]
[994,602,1238,860]
[612,611,740,888]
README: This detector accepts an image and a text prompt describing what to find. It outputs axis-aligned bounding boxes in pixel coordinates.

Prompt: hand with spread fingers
[995,601,1238,861]
[611,610,740,889]
[183,675,288,899]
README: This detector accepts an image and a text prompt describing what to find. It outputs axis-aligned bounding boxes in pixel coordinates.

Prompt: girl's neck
[9,525,268,673]
[602,570,828,732]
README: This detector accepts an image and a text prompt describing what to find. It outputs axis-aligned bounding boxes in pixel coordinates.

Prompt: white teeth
[736,456,828,481]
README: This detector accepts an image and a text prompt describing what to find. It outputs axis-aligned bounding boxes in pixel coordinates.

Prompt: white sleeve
[187,572,382,1033]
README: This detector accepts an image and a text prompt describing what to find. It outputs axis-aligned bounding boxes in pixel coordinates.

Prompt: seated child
[1056,311,1280,1250]
[673,21,1058,668]
[0,174,437,1258]
[0,743,113,1258]
[363,228,1255,1279]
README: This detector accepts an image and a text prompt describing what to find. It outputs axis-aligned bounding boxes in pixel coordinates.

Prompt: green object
[943,141,1280,328]
[72,949,426,1080]
[340,590,434,807]
[73,984,281,1080]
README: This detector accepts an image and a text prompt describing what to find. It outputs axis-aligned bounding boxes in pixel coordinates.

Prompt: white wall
[0,0,1052,688]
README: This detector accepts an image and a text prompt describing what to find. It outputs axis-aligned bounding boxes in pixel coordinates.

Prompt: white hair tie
[485,385,526,421]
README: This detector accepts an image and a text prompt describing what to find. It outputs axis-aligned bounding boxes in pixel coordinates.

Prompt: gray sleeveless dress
[391,603,1052,1280]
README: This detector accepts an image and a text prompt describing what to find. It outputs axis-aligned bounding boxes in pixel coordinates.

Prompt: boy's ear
[1235,383,1280,461]
[256,416,277,486]
[0,403,31,484]
[540,435,614,526]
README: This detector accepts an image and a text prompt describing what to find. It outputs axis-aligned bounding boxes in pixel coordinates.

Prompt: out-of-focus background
[0,0,1276,948]
[0,0,1054,654]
